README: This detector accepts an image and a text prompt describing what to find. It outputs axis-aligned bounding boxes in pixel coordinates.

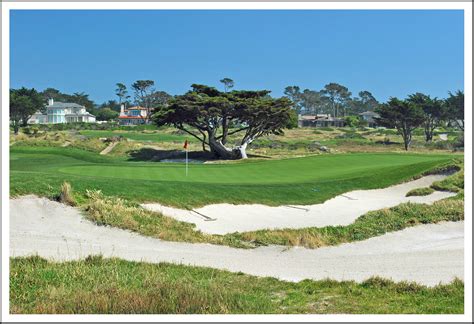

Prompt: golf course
[10,145,459,207]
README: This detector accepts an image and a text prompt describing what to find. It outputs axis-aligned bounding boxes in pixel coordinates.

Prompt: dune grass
[406,187,435,197]
[10,146,460,208]
[10,256,464,314]
[81,186,463,249]
[227,199,463,248]
[79,130,188,142]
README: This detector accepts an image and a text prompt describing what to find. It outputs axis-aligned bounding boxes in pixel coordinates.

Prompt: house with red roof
[118,104,149,125]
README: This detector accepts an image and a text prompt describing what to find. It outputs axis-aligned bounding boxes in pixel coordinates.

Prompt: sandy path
[10,196,463,286]
[99,141,118,155]
[141,175,456,234]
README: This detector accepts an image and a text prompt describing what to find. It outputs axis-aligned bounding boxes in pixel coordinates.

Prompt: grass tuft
[58,182,75,206]
[406,187,435,197]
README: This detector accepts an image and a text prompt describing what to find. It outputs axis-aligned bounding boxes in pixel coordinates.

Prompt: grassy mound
[10,256,464,314]
[406,187,435,197]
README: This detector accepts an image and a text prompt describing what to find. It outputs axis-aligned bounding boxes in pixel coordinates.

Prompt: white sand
[439,133,449,141]
[10,195,463,286]
[141,175,456,234]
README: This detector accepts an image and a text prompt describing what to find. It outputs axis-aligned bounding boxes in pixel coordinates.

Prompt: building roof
[65,113,95,117]
[299,115,316,120]
[47,102,85,109]
[125,106,147,110]
[118,116,144,119]
[359,111,379,116]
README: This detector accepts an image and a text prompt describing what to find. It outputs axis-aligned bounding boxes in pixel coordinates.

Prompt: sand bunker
[10,195,463,286]
[141,175,457,234]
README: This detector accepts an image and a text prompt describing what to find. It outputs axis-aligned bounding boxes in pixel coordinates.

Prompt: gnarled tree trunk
[208,137,251,160]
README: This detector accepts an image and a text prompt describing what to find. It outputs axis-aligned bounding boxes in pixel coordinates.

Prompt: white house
[118,104,148,125]
[28,98,96,124]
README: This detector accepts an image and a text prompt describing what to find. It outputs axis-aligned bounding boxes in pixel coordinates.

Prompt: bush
[336,132,365,139]
[344,116,360,128]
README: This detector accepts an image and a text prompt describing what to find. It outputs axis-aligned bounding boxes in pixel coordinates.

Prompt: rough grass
[431,167,464,194]
[228,199,463,248]
[406,187,435,197]
[79,130,188,142]
[10,256,464,314]
[227,167,464,248]
[83,190,250,248]
[11,131,108,153]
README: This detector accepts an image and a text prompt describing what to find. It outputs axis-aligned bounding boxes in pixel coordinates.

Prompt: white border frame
[2,2,472,322]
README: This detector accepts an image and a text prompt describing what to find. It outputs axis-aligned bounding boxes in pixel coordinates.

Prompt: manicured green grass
[10,146,459,207]
[406,187,435,197]
[79,130,188,142]
[10,256,464,314]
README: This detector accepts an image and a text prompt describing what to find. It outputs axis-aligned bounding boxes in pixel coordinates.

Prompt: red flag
[183,140,188,149]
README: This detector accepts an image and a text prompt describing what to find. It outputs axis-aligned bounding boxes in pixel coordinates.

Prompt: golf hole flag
[184,140,188,176]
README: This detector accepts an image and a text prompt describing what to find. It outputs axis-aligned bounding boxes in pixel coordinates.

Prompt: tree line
[283,83,379,117]
[376,91,464,150]
[10,79,464,156]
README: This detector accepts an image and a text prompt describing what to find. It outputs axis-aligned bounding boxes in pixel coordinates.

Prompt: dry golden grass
[58,181,76,206]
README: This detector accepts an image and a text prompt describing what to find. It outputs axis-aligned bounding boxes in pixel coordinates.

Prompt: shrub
[336,132,365,139]
[343,116,360,128]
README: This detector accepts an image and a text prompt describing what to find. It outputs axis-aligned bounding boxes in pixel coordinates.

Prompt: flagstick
[185,147,188,176]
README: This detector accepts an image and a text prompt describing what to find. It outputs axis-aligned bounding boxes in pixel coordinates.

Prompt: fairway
[10,146,458,207]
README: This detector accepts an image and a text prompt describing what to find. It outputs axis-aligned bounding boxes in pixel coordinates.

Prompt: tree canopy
[153,84,293,159]
[407,93,446,142]
[445,90,464,131]
[375,97,425,150]
[10,87,45,134]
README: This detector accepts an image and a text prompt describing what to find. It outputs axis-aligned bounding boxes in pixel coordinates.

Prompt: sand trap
[10,195,463,286]
[439,133,448,141]
[141,175,456,234]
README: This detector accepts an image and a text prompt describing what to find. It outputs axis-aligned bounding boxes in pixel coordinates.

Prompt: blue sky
[10,10,464,104]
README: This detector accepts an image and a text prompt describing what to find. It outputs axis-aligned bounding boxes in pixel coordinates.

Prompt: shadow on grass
[128,147,270,162]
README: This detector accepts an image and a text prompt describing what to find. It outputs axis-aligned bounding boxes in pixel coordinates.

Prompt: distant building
[28,112,48,124]
[28,98,96,124]
[118,104,149,125]
[359,111,380,127]
[298,114,345,128]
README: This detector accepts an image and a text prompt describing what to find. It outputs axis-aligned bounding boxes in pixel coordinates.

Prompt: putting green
[59,153,450,185]
[10,146,458,207]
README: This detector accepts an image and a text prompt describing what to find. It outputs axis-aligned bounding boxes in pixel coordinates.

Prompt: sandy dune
[142,175,456,234]
[10,195,463,286]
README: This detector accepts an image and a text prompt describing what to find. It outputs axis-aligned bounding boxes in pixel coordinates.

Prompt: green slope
[10,146,458,207]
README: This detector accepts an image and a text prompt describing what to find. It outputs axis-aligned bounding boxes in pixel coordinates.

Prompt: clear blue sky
[10,10,464,104]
